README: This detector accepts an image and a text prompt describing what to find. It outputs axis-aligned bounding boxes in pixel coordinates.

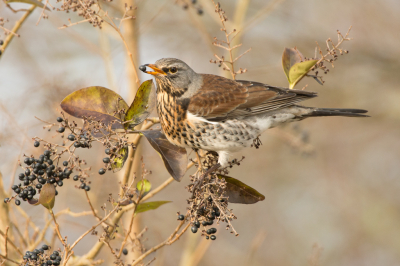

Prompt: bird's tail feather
[305,107,369,118]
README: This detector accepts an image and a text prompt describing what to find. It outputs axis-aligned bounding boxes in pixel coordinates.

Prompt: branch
[131,221,190,266]
[0,5,36,59]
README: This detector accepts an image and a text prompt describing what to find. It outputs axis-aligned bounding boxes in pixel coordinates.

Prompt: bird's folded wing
[187,74,317,121]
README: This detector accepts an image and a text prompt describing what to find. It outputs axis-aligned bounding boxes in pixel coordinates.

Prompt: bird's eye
[169,67,178,73]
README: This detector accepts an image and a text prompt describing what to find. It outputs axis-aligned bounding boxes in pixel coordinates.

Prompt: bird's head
[139,58,200,97]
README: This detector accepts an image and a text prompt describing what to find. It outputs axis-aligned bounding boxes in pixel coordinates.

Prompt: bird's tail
[304,107,369,118]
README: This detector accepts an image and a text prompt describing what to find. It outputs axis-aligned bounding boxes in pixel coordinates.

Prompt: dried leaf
[111,146,129,172]
[27,198,39,206]
[39,183,56,210]
[60,86,128,129]
[137,179,152,193]
[135,201,171,213]
[6,0,51,10]
[282,47,304,79]
[218,175,265,204]
[124,80,156,129]
[119,199,133,206]
[140,130,187,181]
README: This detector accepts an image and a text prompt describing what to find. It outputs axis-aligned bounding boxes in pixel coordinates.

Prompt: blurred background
[1,0,400,265]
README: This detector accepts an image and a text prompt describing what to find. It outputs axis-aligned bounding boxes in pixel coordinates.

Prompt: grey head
[139,58,202,97]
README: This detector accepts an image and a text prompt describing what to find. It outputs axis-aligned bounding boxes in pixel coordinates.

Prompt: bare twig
[0,5,36,59]
[131,221,190,266]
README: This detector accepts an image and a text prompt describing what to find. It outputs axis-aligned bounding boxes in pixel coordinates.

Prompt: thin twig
[50,210,66,246]
[131,222,190,266]
[0,229,23,257]
[0,5,36,58]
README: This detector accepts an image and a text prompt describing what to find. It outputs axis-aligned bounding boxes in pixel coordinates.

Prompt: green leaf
[124,80,155,129]
[140,130,187,182]
[135,201,171,213]
[288,60,318,89]
[6,0,51,10]
[111,146,129,172]
[282,48,317,89]
[218,175,265,204]
[137,179,152,193]
[39,183,56,210]
[60,86,128,129]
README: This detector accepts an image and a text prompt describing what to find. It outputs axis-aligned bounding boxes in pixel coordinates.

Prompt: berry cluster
[5,148,67,205]
[3,116,98,205]
[185,152,240,238]
[22,245,62,265]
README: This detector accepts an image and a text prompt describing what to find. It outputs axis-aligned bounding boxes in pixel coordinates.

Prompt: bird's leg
[191,163,221,199]
[193,148,203,173]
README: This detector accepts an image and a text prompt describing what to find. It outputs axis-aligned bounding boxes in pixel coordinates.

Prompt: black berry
[50,254,56,260]
[18,173,25,180]
[25,169,31,176]
[15,199,20,206]
[73,175,79,181]
[57,127,65,133]
[53,251,59,256]
[122,248,128,255]
[56,117,63,122]
[105,148,111,155]
[24,158,32,165]
[98,168,105,175]
[36,184,42,189]
[74,142,81,148]
[42,245,49,250]
[177,215,185,220]
[210,235,216,240]
[63,161,68,166]
[103,157,110,163]
[194,221,200,228]
[4,198,9,203]
[84,186,90,191]
[34,141,40,147]
[67,134,75,141]
[191,226,198,233]
[57,181,63,187]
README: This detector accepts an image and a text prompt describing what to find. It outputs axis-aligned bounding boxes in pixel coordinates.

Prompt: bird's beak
[139,64,166,76]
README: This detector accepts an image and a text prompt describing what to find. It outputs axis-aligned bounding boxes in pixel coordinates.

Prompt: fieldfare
[139,58,368,167]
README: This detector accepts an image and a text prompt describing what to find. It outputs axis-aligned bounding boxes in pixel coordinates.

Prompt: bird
[139,58,368,168]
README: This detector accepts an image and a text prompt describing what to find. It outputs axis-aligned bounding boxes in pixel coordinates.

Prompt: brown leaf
[218,175,265,204]
[60,86,128,129]
[39,183,56,210]
[140,130,187,181]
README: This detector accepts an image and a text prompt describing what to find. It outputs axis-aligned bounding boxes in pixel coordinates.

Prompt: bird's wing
[187,74,317,121]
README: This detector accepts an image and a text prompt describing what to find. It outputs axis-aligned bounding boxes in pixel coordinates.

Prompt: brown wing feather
[188,75,317,121]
